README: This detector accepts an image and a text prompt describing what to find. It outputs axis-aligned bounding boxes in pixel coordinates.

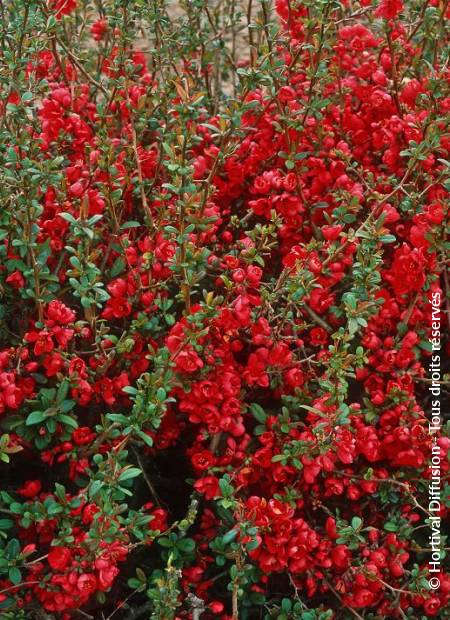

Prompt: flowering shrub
[0,0,449,618]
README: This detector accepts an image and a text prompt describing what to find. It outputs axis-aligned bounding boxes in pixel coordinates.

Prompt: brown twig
[132,447,162,507]
[323,576,364,620]
[304,303,333,334]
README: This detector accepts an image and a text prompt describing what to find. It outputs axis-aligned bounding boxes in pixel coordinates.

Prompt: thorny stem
[323,576,364,620]
[0,580,41,595]
[125,82,156,231]
[386,27,403,118]
[304,303,333,333]
[132,446,162,507]
[26,201,44,324]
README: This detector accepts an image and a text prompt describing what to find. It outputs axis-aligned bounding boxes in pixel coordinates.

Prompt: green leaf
[343,292,356,309]
[89,480,103,499]
[58,415,78,429]
[59,212,77,224]
[57,380,70,403]
[249,403,267,423]
[6,147,17,163]
[9,503,23,515]
[246,538,260,551]
[271,454,286,463]
[5,539,20,558]
[110,257,126,277]
[54,483,66,501]
[120,221,141,229]
[222,529,238,544]
[69,256,82,270]
[156,387,166,402]
[118,467,142,482]
[47,502,63,516]
[26,411,47,426]
[418,340,433,352]
[136,430,154,448]
[158,537,173,548]
[299,405,327,417]
[59,400,76,413]
[351,517,362,530]
[218,477,233,498]
[177,538,195,553]
[107,414,130,425]
[8,567,21,585]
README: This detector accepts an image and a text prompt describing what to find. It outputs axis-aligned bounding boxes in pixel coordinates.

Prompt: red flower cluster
[0,0,449,618]
[37,540,128,613]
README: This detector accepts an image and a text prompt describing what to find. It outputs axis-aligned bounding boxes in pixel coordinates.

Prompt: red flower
[6,271,25,289]
[147,507,168,532]
[2,4,450,618]
[97,565,119,591]
[77,573,97,595]
[387,244,426,297]
[91,18,108,41]
[49,0,77,17]
[25,330,54,356]
[175,349,204,374]
[46,301,76,325]
[192,450,215,471]
[284,367,304,389]
[375,0,403,20]
[193,476,220,500]
[309,327,328,346]
[103,297,132,319]
[72,427,95,445]
[48,547,72,572]
[209,601,224,614]
[18,480,42,498]
[424,597,441,616]
[331,544,351,570]
[322,225,342,241]
[43,352,65,376]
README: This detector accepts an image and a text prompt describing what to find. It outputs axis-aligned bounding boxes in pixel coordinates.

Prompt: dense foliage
[0,0,449,618]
